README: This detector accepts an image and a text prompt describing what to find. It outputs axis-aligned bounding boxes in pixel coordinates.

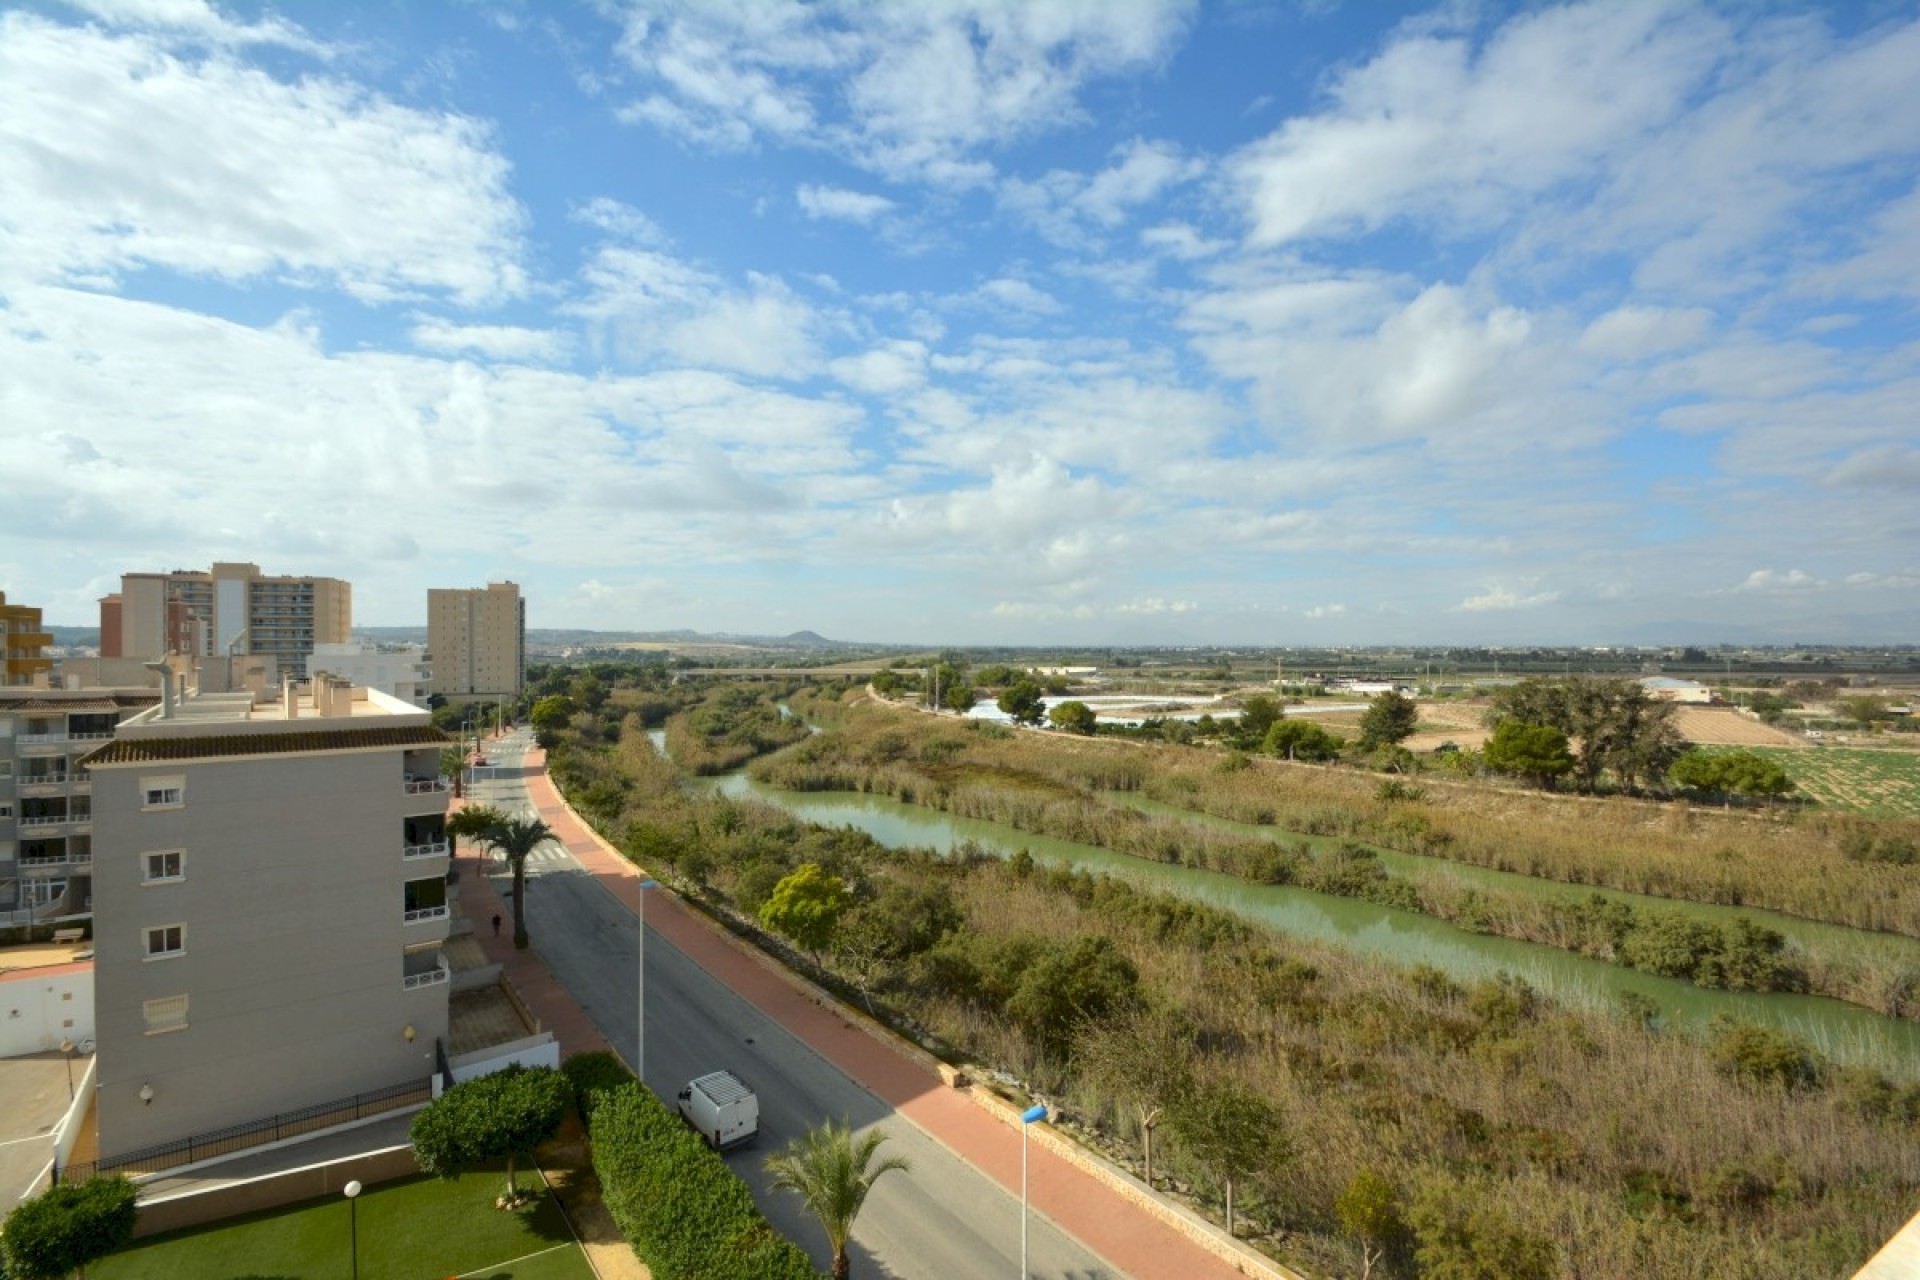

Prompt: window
[142,994,189,1034]
[143,850,184,883]
[141,777,185,809]
[143,924,185,959]
[0,803,11,821]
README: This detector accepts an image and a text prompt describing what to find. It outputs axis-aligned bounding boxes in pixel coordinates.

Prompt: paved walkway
[493,733,1292,1280]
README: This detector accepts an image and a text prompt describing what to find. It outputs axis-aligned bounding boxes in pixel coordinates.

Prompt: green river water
[655,731,1920,1077]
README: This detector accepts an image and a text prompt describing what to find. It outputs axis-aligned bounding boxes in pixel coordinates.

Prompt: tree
[1235,694,1285,746]
[1481,721,1573,789]
[942,682,978,714]
[1,1176,138,1280]
[1670,750,1795,806]
[440,745,468,798]
[1048,700,1097,735]
[480,815,557,949]
[997,679,1046,726]
[1408,1183,1555,1280]
[1840,695,1891,731]
[764,1121,909,1280]
[1486,677,1680,792]
[410,1065,571,1207]
[1168,1076,1288,1236]
[530,694,575,733]
[1358,690,1419,751]
[1005,934,1141,1061]
[1262,719,1344,762]
[448,802,507,867]
[1336,1168,1402,1280]
[758,862,851,964]
[1076,1006,1196,1188]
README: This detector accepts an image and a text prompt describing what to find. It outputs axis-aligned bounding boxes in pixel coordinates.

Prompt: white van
[677,1070,759,1150]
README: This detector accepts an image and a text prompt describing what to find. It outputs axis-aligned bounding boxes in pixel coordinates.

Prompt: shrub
[563,1050,636,1126]
[1707,1019,1825,1091]
[590,1082,821,1279]
[1,1176,139,1280]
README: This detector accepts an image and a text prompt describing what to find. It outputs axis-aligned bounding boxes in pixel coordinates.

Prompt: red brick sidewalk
[485,735,1295,1280]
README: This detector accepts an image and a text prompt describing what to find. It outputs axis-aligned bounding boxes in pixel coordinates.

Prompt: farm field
[1672,705,1808,747]
[1706,745,1920,816]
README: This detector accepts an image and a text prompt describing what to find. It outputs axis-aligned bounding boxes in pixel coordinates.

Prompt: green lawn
[93,1166,596,1280]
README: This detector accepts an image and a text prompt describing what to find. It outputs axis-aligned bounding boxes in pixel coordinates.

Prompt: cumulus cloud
[1305,604,1345,619]
[608,1,1195,183]
[410,318,568,362]
[0,12,528,302]
[1114,598,1196,615]
[571,247,824,379]
[797,184,897,223]
[1001,138,1205,241]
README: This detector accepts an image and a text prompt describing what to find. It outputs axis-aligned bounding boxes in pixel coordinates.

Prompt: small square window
[141,776,185,810]
[0,803,11,820]
[143,924,185,960]
[142,994,188,1034]
[143,850,184,884]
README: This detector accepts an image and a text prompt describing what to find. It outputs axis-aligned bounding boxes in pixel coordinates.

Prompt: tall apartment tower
[101,563,350,677]
[1,590,53,687]
[427,582,525,702]
[81,672,452,1161]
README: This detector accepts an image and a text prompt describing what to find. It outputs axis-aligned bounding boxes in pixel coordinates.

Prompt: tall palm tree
[764,1121,908,1280]
[481,815,556,950]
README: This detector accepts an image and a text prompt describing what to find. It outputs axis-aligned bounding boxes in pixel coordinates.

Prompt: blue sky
[3,1,1917,645]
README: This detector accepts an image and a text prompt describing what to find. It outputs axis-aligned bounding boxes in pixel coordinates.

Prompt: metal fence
[61,1077,431,1184]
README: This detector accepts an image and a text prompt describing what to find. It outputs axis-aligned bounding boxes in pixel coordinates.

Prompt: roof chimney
[144,661,173,718]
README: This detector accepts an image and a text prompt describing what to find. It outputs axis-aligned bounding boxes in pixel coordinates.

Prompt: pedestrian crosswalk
[485,845,576,874]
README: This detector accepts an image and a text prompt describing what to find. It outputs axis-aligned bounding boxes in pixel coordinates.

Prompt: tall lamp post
[58,1038,75,1101]
[343,1179,362,1280]
[1020,1103,1048,1279]
[636,877,657,1085]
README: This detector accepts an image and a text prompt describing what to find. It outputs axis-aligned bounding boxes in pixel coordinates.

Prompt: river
[649,730,1920,1077]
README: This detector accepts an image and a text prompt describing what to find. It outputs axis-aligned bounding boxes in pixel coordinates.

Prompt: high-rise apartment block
[427,583,525,701]
[2,590,53,687]
[81,671,454,1160]
[100,563,350,677]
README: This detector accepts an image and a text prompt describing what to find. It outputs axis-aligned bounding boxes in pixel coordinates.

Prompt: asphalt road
[471,731,1117,1280]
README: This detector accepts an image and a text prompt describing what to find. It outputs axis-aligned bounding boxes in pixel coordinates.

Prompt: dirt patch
[1673,708,1808,748]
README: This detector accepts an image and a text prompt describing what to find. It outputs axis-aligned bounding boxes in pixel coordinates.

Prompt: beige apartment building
[81,672,454,1160]
[427,582,525,702]
[2,590,53,687]
[1,689,159,929]
[100,563,350,677]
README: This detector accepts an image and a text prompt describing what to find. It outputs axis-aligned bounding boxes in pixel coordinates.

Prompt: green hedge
[565,1054,821,1280]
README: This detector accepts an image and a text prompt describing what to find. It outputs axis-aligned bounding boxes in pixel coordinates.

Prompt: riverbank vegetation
[536,679,1920,1280]
[752,694,1920,1016]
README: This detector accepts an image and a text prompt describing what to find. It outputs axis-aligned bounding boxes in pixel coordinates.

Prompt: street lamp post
[636,877,657,1086]
[1020,1103,1048,1279]
[343,1179,362,1280]
[58,1038,75,1101]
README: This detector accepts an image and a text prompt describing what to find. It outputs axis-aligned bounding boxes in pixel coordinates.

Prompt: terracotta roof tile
[79,725,450,767]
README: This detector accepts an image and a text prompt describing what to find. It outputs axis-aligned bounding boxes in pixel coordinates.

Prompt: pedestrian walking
[491,913,502,938]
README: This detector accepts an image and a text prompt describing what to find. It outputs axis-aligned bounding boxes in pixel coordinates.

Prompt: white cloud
[1455,586,1560,612]
[409,318,568,363]
[829,340,927,394]
[1231,4,1721,245]
[609,1,1195,184]
[1001,138,1204,241]
[1304,603,1346,619]
[572,248,824,379]
[0,13,528,303]
[796,184,897,223]
[1844,571,1920,591]
[1725,569,1825,595]
[1114,597,1196,615]
[1578,305,1713,361]
[970,278,1063,316]
[1140,222,1229,260]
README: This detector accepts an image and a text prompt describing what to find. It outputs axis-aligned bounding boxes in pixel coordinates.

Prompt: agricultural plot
[1705,746,1920,816]
[1673,707,1806,748]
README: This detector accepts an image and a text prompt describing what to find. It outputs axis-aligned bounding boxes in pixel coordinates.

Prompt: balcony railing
[15,731,113,746]
[403,905,449,925]
[402,778,449,795]
[21,851,91,869]
[19,815,83,830]
[402,965,450,991]
[19,773,69,786]
[402,840,450,860]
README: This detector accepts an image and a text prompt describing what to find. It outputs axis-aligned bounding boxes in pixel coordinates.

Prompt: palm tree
[764,1121,908,1280]
[481,816,556,950]
[439,745,468,798]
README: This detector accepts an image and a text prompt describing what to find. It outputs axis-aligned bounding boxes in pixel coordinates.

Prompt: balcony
[402,956,450,991]
[402,777,449,795]
[20,850,91,872]
[403,905,449,925]
[17,772,70,795]
[402,839,450,861]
